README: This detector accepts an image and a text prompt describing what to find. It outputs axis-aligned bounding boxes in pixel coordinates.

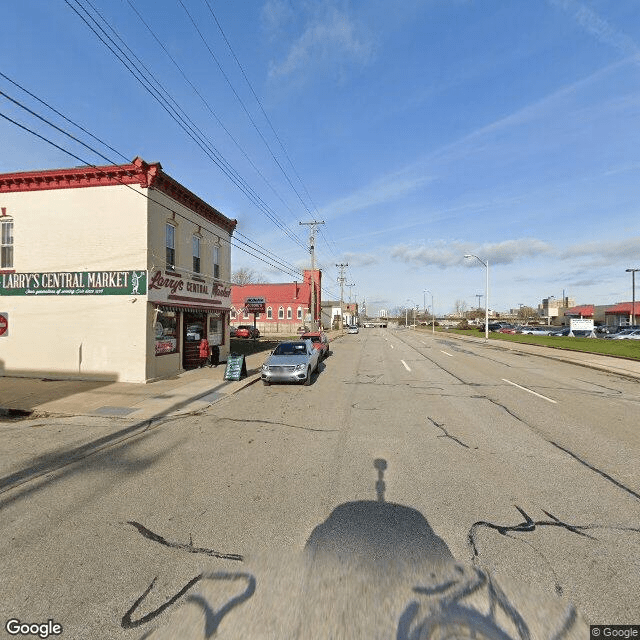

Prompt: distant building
[0,157,236,381]
[231,270,321,334]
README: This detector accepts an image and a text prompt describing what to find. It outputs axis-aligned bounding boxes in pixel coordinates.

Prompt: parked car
[605,329,640,340]
[229,326,238,337]
[496,324,516,333]
[234,327,250,338]
[347,325,359,334]
[517,326,552,335]
[487,322,510,332]
[261,339,320,386]
[237,324,260,339]
[301,331,329,359]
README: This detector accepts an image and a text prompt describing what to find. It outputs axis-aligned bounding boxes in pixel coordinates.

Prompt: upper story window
[192,235,201,274]
[212,245,220,280]
[287,307,292,319]
[278,306,284,319]
[297,307,303,320]
[1,219,14,269]
[165,223,176,270]
[267,307,273,319]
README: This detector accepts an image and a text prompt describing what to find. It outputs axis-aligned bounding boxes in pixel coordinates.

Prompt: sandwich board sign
[224,354,247,381]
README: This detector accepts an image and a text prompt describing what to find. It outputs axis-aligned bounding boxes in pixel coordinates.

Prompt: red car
[234,327,250,338]
[301,331,329,359]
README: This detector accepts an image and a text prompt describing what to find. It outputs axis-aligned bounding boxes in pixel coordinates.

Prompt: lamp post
[626,268,639,326]
[464,255,489,340]
[406,299,416,328]
[424,289,435,334]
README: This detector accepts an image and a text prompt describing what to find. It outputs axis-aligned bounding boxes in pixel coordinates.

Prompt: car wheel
[304,367,311,386]
[263,379,270,386]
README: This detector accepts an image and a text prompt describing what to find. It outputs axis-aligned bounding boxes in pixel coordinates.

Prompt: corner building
[0,157,236,382]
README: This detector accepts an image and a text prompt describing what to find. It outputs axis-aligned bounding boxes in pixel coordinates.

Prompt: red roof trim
[0,156,237,234]
[605,302,640,315]
[564,305,594,317]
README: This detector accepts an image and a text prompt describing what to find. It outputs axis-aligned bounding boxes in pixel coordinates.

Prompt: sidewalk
[0,350,266,422]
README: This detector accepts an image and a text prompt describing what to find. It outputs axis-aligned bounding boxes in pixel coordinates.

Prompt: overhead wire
[122,0,305,236]
[177,0,314,221]
[0,89,302,279]
[64,0,307,251]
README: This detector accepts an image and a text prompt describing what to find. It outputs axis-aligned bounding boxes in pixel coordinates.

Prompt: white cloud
[561,236,640,262]
[549,0,640,61]
[268,4,375,79]
[342,251,379,267]
[320,167,434,220]
[391,238,554,268]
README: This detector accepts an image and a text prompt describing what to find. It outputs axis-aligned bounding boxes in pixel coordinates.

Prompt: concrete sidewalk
[0,350,266,422]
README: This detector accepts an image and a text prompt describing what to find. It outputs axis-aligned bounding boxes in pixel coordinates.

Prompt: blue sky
[3,0,640,316]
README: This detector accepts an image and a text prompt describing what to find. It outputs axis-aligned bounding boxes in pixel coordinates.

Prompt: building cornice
[0,156,237,234]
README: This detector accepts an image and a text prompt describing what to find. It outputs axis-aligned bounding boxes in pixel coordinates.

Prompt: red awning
[605,302,640,315]
[564,305,594,317]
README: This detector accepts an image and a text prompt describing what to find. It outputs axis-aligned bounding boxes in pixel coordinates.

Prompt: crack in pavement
[127,521,243,561]
[467,505,640,596]
[427,417,473,449]
[218,417,338,433]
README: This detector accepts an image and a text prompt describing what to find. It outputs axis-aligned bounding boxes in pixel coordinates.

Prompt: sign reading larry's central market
[1,271,147,296]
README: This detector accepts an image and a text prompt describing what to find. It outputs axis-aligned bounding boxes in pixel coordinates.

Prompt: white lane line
[401,360,411,371]
[502,378,557,404]
[440,351,454,357]
[390,344,394,349]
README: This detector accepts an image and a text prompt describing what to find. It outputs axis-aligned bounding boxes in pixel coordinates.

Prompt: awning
[153,302,229,313]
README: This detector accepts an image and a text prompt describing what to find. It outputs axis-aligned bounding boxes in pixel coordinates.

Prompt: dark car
[237,325,260,339]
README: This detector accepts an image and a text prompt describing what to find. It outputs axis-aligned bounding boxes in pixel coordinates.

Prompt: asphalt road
[1,328,638,639]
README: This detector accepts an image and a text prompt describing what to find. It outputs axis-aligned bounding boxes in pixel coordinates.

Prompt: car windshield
[273,342,307,356]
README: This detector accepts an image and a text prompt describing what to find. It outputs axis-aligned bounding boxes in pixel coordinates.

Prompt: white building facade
[0,157,236,382]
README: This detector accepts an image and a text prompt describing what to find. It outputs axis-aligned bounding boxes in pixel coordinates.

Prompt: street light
[464,254,489,340]
[626,268,639,326]
[424,289,435,334]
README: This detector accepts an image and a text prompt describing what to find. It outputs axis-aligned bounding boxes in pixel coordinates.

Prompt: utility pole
[336,263,348,330]
[300,220,324,329]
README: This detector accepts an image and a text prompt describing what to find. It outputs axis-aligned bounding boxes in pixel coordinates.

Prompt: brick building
[231,270,322,334]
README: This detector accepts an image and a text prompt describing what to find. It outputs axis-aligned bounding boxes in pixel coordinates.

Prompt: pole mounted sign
[0,312,7,337]
[244,297,266,313]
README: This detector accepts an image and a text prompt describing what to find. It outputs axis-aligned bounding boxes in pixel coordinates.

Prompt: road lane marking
[502,378,557,404]
[440,351,453,357]
[390,344,394,349]
[401,360,411,371]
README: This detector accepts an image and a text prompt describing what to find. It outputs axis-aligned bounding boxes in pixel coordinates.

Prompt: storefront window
[209,313,223,345]
[155,310,178,355]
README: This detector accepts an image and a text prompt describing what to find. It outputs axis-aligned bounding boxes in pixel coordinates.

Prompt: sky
[2,0,640,316]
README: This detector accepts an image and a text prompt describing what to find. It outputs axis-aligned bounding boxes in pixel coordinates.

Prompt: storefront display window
[209,313,223,345]
[155,309,178,355]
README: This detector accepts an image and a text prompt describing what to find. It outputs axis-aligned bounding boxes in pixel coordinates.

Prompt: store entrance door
[183,312,206,369]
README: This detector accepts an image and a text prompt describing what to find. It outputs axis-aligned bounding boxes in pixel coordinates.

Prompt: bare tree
[517,306,537,324]
[454,299,468,317]
[232,268,264,285]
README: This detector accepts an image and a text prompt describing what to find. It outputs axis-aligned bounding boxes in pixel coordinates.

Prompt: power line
[202,0,321,218]
[64,0,307,251]
[0,104,302,279]
[178,0,314,220]
[123,0,305,236]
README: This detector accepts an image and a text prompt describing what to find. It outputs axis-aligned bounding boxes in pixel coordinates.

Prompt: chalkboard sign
[224,353,247,381]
